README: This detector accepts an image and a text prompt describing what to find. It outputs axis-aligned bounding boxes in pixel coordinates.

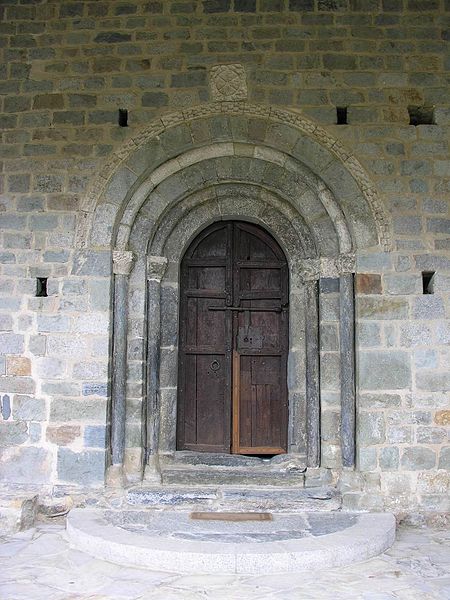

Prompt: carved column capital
[147,255,168,282]
[299,258,320,282]
[338,253,356,274]
[319,258,339,278]
[113,250,135,275]
[300,254,356,282]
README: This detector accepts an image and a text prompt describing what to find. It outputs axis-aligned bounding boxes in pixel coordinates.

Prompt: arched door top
[77,102,391,253]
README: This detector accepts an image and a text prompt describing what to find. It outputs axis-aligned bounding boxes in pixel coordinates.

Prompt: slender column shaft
[144,256,167,482]
[111,273,129,465]
[305,279,320,468]
[108,250,134,486]
[146,277,162,460]
[340,273,356,467]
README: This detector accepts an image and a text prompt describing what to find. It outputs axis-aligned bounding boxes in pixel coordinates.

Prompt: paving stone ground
[0,520,449,599]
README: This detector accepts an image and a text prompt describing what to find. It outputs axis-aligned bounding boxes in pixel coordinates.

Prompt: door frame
[142,208,325,480]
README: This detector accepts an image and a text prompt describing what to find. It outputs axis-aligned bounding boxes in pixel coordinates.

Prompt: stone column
[144,255,168,484]
[305,277,320,468]
[107,250,135,487]
[339,256,356,468]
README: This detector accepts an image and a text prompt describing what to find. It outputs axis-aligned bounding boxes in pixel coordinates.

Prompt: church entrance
[176,221,289,456]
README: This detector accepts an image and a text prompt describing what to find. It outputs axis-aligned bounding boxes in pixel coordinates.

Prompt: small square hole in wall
[408,105,434,126]
[36,277,48,297]
[336,106,348,125]
[422,271,435,294]
[118,108,128,127]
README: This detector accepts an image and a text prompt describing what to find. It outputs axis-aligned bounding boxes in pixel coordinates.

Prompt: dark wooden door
[177,221,288,455]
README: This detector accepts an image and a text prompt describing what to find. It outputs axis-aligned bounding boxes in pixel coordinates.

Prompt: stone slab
[66,509,396,574]
[127,488,217,507]
[161,467,305,487]
[127,485,341,512]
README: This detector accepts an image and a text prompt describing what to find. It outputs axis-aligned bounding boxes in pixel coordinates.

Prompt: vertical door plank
[232,350,241,453]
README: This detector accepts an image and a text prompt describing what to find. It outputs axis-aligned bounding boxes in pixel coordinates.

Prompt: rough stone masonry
[0,0,449,521]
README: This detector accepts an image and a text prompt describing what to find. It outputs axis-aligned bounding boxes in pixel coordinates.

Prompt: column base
[143,455,162,484]
[106,464,126,488]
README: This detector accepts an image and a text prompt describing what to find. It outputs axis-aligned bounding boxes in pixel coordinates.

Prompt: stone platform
[66,509,396,574]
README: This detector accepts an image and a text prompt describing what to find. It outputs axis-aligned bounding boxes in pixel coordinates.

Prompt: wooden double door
[177,221,289,455]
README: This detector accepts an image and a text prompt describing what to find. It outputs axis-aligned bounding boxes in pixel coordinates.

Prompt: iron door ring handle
[210,360,220,371]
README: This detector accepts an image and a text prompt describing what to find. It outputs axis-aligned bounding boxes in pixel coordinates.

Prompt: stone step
[67,509,396,574]
[162,450,299,468]
[127,485,341,512]
[161,465,306,487]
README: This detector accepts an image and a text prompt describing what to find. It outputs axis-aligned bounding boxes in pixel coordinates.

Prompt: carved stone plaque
[210,64,247,101]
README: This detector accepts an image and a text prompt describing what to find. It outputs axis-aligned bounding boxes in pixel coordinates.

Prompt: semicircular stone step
[66,509,396,574]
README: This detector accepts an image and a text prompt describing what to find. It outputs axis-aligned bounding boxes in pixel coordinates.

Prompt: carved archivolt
[78,102,392,252]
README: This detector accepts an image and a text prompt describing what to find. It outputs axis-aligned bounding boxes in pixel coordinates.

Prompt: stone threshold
[157,451,330,487]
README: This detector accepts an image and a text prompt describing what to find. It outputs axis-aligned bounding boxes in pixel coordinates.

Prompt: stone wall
[0,0,449,514]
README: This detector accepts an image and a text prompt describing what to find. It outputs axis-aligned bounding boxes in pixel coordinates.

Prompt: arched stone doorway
[177,220,289,457]
[141,200,314,485]
[77,102,391,486]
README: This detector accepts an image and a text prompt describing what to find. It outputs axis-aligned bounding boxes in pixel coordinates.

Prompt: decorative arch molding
[147,183,318,259]
[128,182,355,288]
[77,102,392,252]
[118,147,353,257]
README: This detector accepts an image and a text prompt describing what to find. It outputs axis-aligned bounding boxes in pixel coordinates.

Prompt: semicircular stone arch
[123,150,351,258]
[147,183,320,263]
[78,102,392,253]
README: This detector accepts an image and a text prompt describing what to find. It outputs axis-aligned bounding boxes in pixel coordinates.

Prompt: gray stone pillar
[305,278,320,468]
[144,255,168,484]
[107,250,135,487]
[339,271,356,468]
